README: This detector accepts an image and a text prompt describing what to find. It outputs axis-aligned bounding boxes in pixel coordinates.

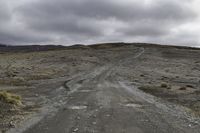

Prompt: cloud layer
[0,0,200,46]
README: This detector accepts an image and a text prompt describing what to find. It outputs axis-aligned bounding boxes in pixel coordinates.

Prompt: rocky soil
[0,43,199,133]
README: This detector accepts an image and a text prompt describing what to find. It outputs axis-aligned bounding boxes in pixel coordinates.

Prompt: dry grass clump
[0,77,27,86]
[27,74,52,80]
[138,83,172,93]
[159,82,171,89]
[182,103,200,117]
[138,85,160,93]
[179,86,187,90]
[0,91,22,105]
[26,69,61,81]
[160,82,168,88]
[186,84,194,88]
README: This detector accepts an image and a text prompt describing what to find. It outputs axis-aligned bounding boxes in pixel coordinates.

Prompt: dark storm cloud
[0,0,199,45]
[118,20,170,37]
[0,0,53,45]
[0,29,52,45]
[0,1,11,25]
[19,0,194,21]
[20,14,102,36]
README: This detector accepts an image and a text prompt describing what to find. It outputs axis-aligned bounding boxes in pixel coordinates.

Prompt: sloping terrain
[0,43,199,133]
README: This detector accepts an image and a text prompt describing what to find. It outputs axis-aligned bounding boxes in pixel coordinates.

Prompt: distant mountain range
[0,42,199,53]
[0,44,8,47]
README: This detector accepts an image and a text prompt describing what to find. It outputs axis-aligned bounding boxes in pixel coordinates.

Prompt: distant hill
[0,44,66,52]
[0,42,199,53]
[0,44,7,47]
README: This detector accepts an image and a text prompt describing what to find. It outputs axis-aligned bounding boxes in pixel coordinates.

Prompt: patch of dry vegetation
[192,102,200,116]
[160,82,168,88]
[0,77,27,86]
[0,91,22,105]
[138,85,161,93]
[0,91,24,132]
[138,84,200,116]
[26,74,52,80]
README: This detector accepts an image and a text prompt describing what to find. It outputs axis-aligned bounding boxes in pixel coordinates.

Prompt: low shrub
[161,82,168,88]
[0,91,22,105]
[179,87,187,90]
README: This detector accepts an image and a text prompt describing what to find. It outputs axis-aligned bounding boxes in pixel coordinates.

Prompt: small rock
[73,128,79,132]
[92,122,97,125]
[9,121,15,128]
[77,116,80,120]
[106,114,110,117]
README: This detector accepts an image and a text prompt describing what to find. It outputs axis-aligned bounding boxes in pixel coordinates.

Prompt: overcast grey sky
[0,0,200,46]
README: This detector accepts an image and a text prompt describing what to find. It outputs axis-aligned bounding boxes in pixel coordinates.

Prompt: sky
[0,0,200,47]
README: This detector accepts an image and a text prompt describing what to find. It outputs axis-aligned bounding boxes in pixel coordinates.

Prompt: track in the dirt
[11,47,200,133]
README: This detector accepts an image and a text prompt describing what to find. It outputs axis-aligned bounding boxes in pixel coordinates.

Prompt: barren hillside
[0,43,199,133]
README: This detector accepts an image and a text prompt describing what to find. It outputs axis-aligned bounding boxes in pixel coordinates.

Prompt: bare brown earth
[0,43,200,133]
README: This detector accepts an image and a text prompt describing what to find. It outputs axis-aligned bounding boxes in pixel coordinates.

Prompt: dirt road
[7,46,199,133]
